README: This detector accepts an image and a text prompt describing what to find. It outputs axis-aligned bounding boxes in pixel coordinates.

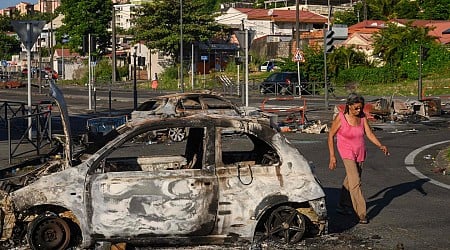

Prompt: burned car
[0,84,326,249]
[131,91,246,119]
[130,91,263,142]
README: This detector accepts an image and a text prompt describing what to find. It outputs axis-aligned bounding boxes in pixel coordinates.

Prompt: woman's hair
[344,92,365,114]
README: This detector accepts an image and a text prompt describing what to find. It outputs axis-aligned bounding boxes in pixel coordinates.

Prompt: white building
[114,4,139,31]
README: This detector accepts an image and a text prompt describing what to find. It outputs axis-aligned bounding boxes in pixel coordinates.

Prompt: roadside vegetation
[1,0,449,98]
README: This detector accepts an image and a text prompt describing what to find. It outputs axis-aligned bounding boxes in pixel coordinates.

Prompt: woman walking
[328,93,389,224]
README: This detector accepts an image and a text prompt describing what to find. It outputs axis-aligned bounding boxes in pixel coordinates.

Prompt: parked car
[259,72,309,95]
[22,67,58,79]
[260,60,275,72]
[0,83,328,250]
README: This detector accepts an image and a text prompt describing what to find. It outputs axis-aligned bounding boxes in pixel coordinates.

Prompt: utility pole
[324,1,332,109]
[133,46,137,110]
[179,0,184,92]
[295,0,301,97]
[418,45,423,100]
[88,34,92,110]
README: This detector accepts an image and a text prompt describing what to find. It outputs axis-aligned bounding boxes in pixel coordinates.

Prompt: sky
[0,1,38,10]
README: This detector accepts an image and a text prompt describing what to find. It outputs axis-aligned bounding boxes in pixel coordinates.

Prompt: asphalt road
[1,84,450,249]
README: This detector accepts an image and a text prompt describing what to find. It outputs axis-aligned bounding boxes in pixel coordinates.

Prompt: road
[1,84,449,249]
[284,123,450,249]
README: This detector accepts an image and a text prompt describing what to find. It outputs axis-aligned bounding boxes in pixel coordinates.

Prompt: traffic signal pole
[324,3,333,109]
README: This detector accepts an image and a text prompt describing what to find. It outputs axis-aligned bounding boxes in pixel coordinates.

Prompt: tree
[372,22,435,67]
[393,0,420,19]
[131,0,227,64]
[418,0,450,20]
[0,32,21,60]
[57,0,113,55]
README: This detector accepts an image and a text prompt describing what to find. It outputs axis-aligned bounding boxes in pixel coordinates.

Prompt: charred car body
[0,83,327,249]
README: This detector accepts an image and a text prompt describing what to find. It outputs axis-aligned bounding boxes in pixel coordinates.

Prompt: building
[16,2,34,15]
[34,0,60,14]
[216,7,328,59]
[114,4,139,31]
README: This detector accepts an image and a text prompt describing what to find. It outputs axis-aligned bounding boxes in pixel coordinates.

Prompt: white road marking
[405,140,450,190]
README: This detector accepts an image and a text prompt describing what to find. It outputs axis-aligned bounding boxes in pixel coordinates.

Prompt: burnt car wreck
[0,83,327,249]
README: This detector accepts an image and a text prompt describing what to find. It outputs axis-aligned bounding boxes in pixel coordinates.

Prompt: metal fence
[1,100,54,164]
[8,110,53,164]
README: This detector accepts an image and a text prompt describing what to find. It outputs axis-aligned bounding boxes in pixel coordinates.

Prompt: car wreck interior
[96,125,280,174]
[100,127,205,173]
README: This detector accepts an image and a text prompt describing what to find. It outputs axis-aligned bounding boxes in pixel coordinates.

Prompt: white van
[260,61,275,72]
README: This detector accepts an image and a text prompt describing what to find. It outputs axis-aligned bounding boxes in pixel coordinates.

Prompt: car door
[213,126,283,236]
[86,123,218,238]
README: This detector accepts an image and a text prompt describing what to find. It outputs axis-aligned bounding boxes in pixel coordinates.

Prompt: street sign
[294,49,305,63]
[235,30,256,50]
[201,55,208,61]
[11,20,46,50]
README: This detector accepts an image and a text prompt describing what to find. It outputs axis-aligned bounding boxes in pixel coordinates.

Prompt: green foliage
[335,0,450,22]
[57,0,113,55]
[418,0,450,20]
[159,66,179,89]
[94,59,113,84]
[372,23,435,67]
[0,15,13,32]
[393,0,420,19]
[116,65,129,80]
[333,7,361,26]
[0,32,21,60]
[132,0,228,64]
[335,66,399,86]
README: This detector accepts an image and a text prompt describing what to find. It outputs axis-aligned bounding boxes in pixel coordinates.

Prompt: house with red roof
[216,7,327,59]
[340,19,450,65]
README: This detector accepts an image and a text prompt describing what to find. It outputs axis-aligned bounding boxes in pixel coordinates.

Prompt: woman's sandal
[359,217,369,224]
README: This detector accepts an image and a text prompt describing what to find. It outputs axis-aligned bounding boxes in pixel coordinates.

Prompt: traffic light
[235,56,242,65]
[82,35,96,55]
[422,46,430,60]
[324,30,335,53]
[138,56,146,66]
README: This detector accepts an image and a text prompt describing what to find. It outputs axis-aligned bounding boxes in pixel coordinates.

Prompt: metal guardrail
[259,81,333,96]
[0,101,52,128]
[8,110,53,164]
[0,101,27,127]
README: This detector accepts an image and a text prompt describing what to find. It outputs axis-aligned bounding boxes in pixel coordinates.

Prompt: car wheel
[265,206,306,244]
[168,127,186,142]
[27,213,71,250]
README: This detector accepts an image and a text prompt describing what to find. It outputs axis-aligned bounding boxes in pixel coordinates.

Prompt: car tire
[27,212,71,250]
[265,206,306,244]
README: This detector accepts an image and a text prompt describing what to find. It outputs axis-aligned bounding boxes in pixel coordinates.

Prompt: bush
[159,66,179,90]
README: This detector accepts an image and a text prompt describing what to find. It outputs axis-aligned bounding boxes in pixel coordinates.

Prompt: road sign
[294,49,304,63]
[201,55,208,61]
[11,20,46,50]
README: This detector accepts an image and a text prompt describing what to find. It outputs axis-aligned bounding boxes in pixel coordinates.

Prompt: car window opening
[220,130,280,167]
[100,126,206,173]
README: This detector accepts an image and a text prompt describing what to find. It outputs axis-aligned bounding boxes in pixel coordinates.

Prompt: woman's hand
[379,145,390,156]
[329,156,337,170]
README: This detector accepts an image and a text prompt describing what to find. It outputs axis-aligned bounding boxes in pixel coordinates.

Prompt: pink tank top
[336,112,366,162]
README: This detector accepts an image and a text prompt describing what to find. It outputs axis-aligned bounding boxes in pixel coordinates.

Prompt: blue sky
[0,1,38,9]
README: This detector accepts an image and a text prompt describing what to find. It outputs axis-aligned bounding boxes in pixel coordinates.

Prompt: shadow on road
[325,179,429,233]
[366,178,429,220]
[323,187,358,233]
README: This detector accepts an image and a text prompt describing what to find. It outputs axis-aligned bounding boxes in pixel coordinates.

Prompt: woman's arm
[363,118,389,155]
[328,115,341,170]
